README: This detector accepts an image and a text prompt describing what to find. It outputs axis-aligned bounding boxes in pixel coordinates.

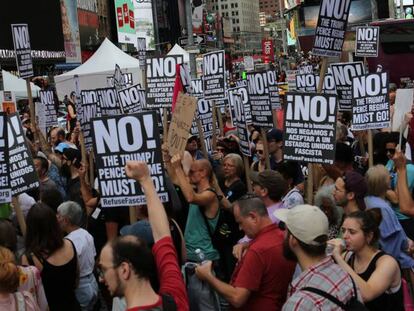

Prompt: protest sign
[7,113,39,195]
[11,24,33,79]
[296,74,317,92]
[286,70,298,91]
[284,92,337,164]
[247,71,273,128]
[392,89,414,132]
[167,93,197,156]
[35,101,46,136]
[117,84,145,114]
[351,72,390,131]
[190,98,219,152]
[113,64,126,91]
[227,85,252,125]
[191,78,203,97]
[215,97,228,110]
[331,61,365,111]
[203,50,226,100]
[298,65,313,74]
[80,90,101,150]
[312,0,351,57]
[355,26,380,58]
[228,88,251,156]
[0,113,11,203]
[39,90,58,133]
[146,55,184,108]
[92,112,168,207]
[137,37,146,69]
[96,88,122,116]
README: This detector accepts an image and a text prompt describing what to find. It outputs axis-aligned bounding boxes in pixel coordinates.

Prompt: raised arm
[125,161,170,241]
[394,151,414,217]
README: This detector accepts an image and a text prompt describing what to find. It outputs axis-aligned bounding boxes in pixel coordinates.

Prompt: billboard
[134,0,155,50]
[262,39,274,63]
[61,0,82,63]
[115,0,136,45]
[0,0,65,62]
[78,0,99,60]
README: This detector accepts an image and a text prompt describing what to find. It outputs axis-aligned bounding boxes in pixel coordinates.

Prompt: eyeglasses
[386,148,396,155]
[96,265,116,279]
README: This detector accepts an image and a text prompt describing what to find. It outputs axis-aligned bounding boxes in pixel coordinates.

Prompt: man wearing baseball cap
[275,205,361,310]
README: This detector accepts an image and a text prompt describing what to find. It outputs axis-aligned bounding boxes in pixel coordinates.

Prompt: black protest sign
[92,112,168,207]
[247,71,273,128]
[191,78,203,97]
[137,37,146,69]
[0,113,11,203]
[267,71,281,110]
[312,0,351,57]
[11,24,33,79]
[117,84,145,114]
[113,64,126,91]
[355,26,380,58]
[39,90,58,132]
[190,98,219,152]
[296,74,318,92]
[331,62,365,111]
[80,90,101,150]
[203,50,226,100]
[7,113,39,195]
[228,88,251,157]
[298,65,313,74]
[146,55,184,108]
[351,72,390,131]
[227,85,252,125]
[284,93,337,164]
[96,88,122,116]
[215,97,228,109]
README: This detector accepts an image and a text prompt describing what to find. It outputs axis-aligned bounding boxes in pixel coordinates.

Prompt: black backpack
[301,276,368,311]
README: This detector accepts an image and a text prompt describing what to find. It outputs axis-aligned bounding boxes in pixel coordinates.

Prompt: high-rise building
[259,0,280,18]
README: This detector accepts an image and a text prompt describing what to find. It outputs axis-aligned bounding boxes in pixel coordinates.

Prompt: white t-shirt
[66,228,96,277]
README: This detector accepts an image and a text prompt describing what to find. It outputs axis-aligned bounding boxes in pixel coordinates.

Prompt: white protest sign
[331,61,365,111]
[7,113,39,195]
[351,72,390,131]
[312,0,351,57]
[247,71,274,128]
[203,50,226,100]
[117,84,145,114]
[355,26,380,58]
[11,24,33,79]
[392,89,414,133]
[35,101,46,137]
[0,113,11,203]
[80,90,101,150]
[284,93,337,164]
[228,88,251,156]
[96,88,122,116]
[146,55,184,108]
[92,112,168,207]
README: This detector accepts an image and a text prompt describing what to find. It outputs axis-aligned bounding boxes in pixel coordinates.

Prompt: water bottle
[195,248,207,264]
[326,239,345,256]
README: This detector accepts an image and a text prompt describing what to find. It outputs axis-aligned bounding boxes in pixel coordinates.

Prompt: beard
[60,164,71,179]
[282,236,298,262]
[111,273,125,298]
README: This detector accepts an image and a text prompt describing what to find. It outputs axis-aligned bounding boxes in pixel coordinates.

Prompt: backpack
[301,277,368,311]
[161,294,177,311]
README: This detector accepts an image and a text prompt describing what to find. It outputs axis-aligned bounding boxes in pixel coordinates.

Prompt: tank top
[38,239,81,311]
[347,251,404,311]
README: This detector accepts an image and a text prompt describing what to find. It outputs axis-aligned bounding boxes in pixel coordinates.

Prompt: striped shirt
[282,257,361,311]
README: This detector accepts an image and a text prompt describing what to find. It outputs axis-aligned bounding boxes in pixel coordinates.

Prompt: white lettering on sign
[353,72,388,98]
[320,0,351,19]
[147,57,178,78]
[286,94,336,123]
[203,52,224,75]
[13,26,30,49]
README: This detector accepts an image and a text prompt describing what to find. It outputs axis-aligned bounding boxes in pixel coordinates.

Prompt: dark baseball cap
[343,171,367,210]
[63,148,82,162]
[266,128,283,142]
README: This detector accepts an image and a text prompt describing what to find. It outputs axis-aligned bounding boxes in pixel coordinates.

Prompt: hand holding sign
[125,161,151,184]
[170,154,183,171]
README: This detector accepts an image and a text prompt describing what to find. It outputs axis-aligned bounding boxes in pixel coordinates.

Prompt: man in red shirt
[98,161,189,311]
[195,196,296,310]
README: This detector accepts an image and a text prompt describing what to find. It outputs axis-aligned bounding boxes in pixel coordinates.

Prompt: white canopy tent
[167,44,190,63]
[54,38,143,99]
[2,70,40,98]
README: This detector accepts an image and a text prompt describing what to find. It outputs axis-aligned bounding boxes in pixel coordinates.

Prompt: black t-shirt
[223,179,247,202]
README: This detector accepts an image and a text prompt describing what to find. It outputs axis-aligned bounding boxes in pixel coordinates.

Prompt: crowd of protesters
[1,70,414,311]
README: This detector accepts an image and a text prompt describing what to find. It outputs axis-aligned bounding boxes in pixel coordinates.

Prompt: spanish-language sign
[117,84,145,114]
[80,90,101,150]
[39,90,58,133]
[0,113,11,203]
[146,55,184,108]
[247,71,273,128]
[228,88,251,156]
[167,93,197,156]
[284,93,337,164]
[7,113,39,195]
[331,62,365,111]
[203,50,226,100]
[312,0,351,57]
[355,26,380,57]
[11,24,33,79]
[351,72,390,130]
[92,112,168,207]
[137,37,146,69]
[227,85,252,125]
[96,88,121,116]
